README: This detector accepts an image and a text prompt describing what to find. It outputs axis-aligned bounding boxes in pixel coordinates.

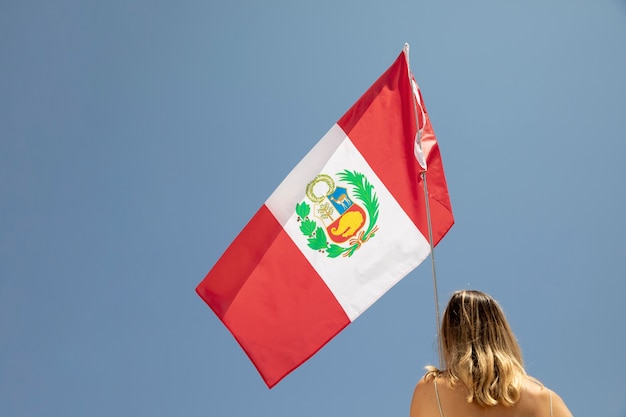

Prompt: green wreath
[295,170,379,258]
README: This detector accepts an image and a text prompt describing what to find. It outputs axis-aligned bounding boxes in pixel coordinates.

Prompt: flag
[196,44,453,388]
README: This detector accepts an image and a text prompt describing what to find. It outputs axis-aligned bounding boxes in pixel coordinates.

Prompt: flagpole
[421,171,443,368]
[404,43,443,368]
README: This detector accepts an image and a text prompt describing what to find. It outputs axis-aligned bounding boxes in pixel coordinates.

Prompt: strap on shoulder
[434,378,445,417]
[549,389,553,417]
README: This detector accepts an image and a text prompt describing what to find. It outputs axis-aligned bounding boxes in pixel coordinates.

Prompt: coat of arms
[295,170,379,258]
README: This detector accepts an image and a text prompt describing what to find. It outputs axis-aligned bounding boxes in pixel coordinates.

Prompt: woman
[410,290,573,417]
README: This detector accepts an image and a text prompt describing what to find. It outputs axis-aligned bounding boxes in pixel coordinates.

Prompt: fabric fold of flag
[197,44,454,388]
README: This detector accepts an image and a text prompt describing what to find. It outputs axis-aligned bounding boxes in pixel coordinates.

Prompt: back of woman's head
[428,290,527,407]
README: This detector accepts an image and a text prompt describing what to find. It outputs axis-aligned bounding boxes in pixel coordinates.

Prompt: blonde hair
[426,290,527,407]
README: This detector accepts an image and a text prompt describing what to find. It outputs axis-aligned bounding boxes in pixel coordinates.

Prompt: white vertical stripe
[267,128,430,321]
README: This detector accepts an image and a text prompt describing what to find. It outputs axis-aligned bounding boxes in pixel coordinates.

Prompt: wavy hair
[426,290,527,406]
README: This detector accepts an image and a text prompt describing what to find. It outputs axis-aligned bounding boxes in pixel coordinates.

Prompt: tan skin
[410,374,574,417]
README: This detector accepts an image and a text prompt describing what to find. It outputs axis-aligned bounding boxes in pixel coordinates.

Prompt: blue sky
[2,1,625,416]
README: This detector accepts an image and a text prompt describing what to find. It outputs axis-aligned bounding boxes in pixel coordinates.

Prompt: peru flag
[196,44,453,388]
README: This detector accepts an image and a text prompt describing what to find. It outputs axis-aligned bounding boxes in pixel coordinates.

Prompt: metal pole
[421,170,442,367]
[405,43,443,367]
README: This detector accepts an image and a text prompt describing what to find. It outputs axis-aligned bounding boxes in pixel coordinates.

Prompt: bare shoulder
[551,390,574,417]
[522,378,574,417]
[413,374,435,395]
[410,375,436,406]
[409,374,438,417]
[410,373,472,417]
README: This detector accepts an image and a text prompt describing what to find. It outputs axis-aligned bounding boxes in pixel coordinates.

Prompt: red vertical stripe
[196,205,350,387]
[338,52,453,245]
